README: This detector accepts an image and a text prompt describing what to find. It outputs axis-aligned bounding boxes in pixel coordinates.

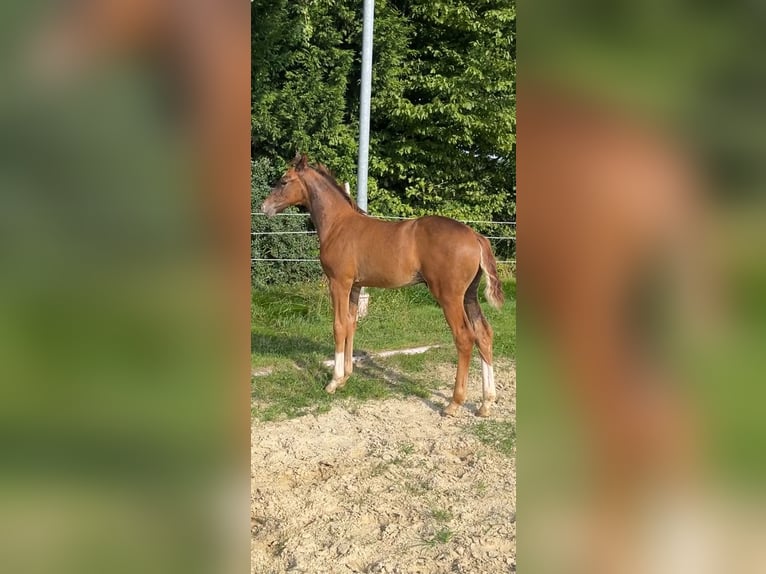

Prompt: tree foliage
[252,0,515,222]
[370,0,515,221]
[251,158,322,286]
[252,0,361,182]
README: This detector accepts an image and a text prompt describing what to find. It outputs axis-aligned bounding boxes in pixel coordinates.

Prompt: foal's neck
[303,171,359,243]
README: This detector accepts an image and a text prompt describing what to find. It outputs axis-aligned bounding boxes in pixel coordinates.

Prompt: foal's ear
[292,152,308,171]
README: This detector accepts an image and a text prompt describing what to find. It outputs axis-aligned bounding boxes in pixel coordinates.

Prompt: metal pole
[356,0,375,212]
[355,0,375,319]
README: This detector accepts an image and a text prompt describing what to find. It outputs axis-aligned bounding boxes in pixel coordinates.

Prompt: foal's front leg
[344,285,362,377]
[325,279,352,394]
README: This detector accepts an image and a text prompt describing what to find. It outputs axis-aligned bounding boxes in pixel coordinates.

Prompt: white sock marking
[481,359,496,402]
[334,352,344,379]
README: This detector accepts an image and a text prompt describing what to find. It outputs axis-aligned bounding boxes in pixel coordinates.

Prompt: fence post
[345,181,371,318]
[357,290,370,318]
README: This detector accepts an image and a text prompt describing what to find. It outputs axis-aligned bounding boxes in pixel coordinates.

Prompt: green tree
[251,158,322,286]
[370,0,515,223]
[251,0,360,182]
[251,0,515,222]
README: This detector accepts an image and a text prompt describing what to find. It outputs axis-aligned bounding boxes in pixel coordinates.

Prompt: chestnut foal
[262,154,504,417]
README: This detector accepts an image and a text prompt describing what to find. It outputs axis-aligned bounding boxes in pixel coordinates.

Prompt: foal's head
[261,153,311,217]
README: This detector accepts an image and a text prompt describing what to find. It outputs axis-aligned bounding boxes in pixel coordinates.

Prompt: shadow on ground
[251,332,332,359]
[251,332,453,415]
[351,353,448,414]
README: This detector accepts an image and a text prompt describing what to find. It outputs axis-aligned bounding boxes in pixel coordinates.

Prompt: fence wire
[252,212,515,265]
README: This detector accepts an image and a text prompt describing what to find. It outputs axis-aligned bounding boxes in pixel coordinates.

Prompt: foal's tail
[477,234,505,309]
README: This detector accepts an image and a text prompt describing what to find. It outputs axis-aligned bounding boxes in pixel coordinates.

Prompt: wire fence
[251,212,515,265]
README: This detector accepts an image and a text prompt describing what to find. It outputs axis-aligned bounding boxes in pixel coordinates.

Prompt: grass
[418,527,455,548]
[252,278,515,420]
[430,508,453,522]
[403,479,432,496]
[469,420,516,457]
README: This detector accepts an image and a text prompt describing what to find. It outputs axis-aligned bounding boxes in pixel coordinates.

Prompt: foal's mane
[310,163,367,214]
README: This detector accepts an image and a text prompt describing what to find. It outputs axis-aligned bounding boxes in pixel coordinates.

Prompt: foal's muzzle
[261,201,277,217]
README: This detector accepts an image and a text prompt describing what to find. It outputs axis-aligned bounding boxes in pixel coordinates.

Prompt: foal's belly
[357,269,422,289]
[355,259,421,289]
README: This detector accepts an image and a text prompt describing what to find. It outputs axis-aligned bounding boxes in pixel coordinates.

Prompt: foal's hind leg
[439,298,475,417]
[474,317,496,417]
[464,293,496,417]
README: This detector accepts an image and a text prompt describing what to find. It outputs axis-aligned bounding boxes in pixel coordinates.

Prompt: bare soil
[251,359,516,574]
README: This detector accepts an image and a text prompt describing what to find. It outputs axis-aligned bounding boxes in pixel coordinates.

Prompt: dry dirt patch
[251,359,516,574]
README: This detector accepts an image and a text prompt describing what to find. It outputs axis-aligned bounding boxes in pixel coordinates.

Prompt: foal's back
[342,214,481,289]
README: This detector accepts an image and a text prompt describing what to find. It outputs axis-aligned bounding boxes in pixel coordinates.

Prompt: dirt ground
[251,359,516,574]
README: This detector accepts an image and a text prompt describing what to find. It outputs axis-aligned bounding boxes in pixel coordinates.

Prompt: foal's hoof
[325,381,339,394]
[325,376,348,394]
[477,404,492,418]
[442,402,461,417]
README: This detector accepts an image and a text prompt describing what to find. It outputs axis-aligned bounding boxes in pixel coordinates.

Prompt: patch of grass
[381,351,430,372]
[487,279,516,358]
[404,479,431,496]
[389,443,416,467]
[252,279,515,421]
[420,527,454,547]
[415,507,456,548]
[430,508,453,523]
[433,527,454,544]
[469,420,516,457]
